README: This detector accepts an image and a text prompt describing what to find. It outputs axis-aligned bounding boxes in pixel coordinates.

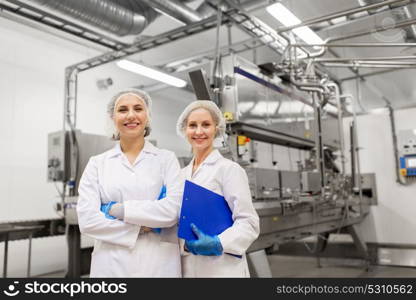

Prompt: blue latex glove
[152,185,166,234]
[100,201,117,220]
[185,223,223,256]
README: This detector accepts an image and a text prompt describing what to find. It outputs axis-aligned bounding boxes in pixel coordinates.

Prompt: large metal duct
[142,0,203,24]
[30,0,156,36]
[358,0,416,41]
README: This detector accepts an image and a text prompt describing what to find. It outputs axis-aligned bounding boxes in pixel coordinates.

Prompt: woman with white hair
[76,88,183,277]
[109,100,260,277]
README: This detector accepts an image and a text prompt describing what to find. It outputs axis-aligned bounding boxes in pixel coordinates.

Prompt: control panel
[398,129,416,177]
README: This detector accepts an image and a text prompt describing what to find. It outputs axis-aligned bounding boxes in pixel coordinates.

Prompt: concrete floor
[37,254,416,278]
[268,255,416,277]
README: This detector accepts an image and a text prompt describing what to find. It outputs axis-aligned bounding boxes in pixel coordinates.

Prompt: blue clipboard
[178,180,233,241]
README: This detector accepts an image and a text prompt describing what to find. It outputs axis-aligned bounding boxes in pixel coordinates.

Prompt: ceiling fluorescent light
[116,60,187,88]
[266,3,324,46]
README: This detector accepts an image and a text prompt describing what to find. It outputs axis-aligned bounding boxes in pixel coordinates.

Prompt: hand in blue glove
[100,201,117,220]
[185,223,223,256]
[152,185,166,234]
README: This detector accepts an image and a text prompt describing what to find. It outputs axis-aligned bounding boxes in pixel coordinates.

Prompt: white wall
[343,108,416,245]
[0,17,192,276]
[0,17,97,277]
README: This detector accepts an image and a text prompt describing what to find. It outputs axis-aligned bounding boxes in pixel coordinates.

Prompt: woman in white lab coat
[112,100,260,277]
[76,88,183,277]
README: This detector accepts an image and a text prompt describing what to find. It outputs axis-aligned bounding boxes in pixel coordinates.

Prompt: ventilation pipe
[30,0,155,36]
[142,0,203,24]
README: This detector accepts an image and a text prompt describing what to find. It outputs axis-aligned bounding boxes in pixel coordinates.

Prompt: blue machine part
[400,155,416,176]
[400,157,406,169]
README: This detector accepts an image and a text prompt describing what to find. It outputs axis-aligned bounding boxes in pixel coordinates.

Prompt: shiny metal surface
[31,0,153,36]
[378,248,416,267]
[246,167,280,200]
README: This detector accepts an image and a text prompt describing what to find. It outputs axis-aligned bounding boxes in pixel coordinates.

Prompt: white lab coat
[123,149,260,278]
[77,141,183,277]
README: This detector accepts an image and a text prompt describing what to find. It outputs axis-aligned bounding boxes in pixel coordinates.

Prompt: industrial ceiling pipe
[142,0,203,24]
[340,68,408,81]
[315,55,416,61]
[291,42,416,47]
[30,0,153,36]
[323,63,416,68]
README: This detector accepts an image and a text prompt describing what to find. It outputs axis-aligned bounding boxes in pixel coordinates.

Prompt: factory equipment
[47,130,115,190]
[47,130,115,277]
[398,129,416,178]
[196,53,377,274]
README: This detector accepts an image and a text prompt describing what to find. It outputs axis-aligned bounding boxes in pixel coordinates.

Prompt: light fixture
[116,60,187,88]
[266,3,324,46]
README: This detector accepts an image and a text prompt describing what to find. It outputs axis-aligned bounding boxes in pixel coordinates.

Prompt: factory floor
[268,255,416,277]
[37,255,416,278]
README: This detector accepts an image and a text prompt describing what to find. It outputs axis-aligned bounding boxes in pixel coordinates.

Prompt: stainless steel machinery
[193,54,377,274]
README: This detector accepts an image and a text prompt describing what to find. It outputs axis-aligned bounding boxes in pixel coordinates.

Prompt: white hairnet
[176,100,226,138]
[107,88,152,139]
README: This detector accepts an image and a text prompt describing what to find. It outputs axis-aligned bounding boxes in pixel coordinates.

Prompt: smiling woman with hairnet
[76,88,183,277]
[108,100,260,277]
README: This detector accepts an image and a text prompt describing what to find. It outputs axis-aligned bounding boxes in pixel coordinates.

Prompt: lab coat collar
[142,140,159,155]
[202,149,222,165]
[108,140,159,158]
[185,149,222,179]
[188,149,222,167]
[108,143,122,158]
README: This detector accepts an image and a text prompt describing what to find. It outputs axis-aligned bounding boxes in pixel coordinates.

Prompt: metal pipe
[27,233,32,277]
[277,0,407,33]
[311,92,327,191]
[289,60,328,94]
[388,105,408,185]
[63,67,80,189]
[322,63,416,68]
[290,71,327,93]
[350,60,416,65]
[291,42,416,47]
[3,236,8,278]
[340,67,409,81]
[31,0,151,36]
[315,55,416,62]
[330,17,416,42]
[196,1,216,19]
[327,82,346,175]
[354,76,364,216]
[350,122,356,191]
[142,0,202,24]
